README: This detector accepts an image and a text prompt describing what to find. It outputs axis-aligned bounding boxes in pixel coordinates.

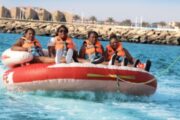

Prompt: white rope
[159,56,180,75]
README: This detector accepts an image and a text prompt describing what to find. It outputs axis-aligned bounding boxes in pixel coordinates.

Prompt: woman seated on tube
[11,28,54,64]
[105,34,151,71]
[79,31,105,64]
[47,25,79,63]
[52,25,78,64]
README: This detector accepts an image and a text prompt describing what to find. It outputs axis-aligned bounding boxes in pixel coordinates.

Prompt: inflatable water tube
[1,48,157,96]
[3,63,157,96]
[1,49,33,67]
[1,48,49,67]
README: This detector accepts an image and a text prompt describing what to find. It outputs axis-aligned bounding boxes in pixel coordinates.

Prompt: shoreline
[0,18,180,45]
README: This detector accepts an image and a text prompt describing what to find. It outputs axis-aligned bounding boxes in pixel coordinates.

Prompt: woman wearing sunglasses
[53,25,76,64]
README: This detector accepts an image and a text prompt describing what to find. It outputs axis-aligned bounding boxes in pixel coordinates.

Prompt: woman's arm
[79,41,87,58]
[48,46,55,57]
[11,39,28,51]
[47,38,56,57]
[123,48,134,64]
[104,48,109,61]
[101,45,105,55]
[79,45,86,58]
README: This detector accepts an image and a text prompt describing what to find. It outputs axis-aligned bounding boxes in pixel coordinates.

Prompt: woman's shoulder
[18,37,25,43]
[12,37,24,47]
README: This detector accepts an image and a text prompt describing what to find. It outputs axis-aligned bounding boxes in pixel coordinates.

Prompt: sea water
[0,33,180,120]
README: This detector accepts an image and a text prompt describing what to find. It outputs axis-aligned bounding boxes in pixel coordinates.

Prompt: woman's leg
[65,49,73,63]
[32,56,55,63]
[123,48,134,64]
[48,46,55,57]
[88,53,96,62]
[55,49,63,64]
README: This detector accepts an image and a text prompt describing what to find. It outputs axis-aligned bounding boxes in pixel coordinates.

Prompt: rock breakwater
[0,18,180,45]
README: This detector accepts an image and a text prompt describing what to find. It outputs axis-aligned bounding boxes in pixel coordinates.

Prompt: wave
[0,64,7,89]
[25,90,152,103]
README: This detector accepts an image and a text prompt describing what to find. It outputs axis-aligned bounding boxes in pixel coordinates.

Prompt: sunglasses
[59,30,67,33]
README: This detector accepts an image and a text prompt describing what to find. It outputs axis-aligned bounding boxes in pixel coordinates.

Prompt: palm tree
[73,14,81,21]
[158,21,167,27]
[142,22,150,27]
[120,19,132,26]
[152,22,158,28]
[89,16,97,23]
[106,17,115,24]
[152,21,167,28]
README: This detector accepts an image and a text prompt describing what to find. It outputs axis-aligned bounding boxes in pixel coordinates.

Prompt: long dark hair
[88,31,98,38]
[55,25,69,36]
[109,34,119,43]
[24,28,36,36]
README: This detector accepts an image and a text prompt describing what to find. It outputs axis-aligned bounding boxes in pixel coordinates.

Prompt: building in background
[0,6,11,18]
[52,10,66,22]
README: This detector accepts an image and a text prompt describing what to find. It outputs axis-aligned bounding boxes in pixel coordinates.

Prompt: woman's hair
[56,25,69,35]
[109,33,118,41]
[24,28,36,36]
[88,31,98,38]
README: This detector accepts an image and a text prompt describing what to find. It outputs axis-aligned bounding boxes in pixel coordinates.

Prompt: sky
[0,0,180,23]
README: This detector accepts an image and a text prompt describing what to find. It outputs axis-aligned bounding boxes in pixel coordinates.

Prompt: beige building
[34,8,51,21]
[24,7,38,20]
[1,6,75,23]
[52,10,66,22]
[11,7,38,20]
[0,6,11,18]
[10,7,20,19]
[64,12,74,23]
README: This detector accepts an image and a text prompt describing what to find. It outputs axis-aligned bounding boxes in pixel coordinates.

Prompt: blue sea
[0,33,180,120]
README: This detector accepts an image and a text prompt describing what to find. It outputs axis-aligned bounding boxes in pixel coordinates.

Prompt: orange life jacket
[22,37,41,49]
[85,40,103,55]
[106,43,125,60]
[54,36,74,50]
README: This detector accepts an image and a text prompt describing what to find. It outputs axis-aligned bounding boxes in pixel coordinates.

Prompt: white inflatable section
[1,49,33,67]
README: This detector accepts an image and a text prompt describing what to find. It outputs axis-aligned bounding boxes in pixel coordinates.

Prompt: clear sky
[0,0,180,22]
